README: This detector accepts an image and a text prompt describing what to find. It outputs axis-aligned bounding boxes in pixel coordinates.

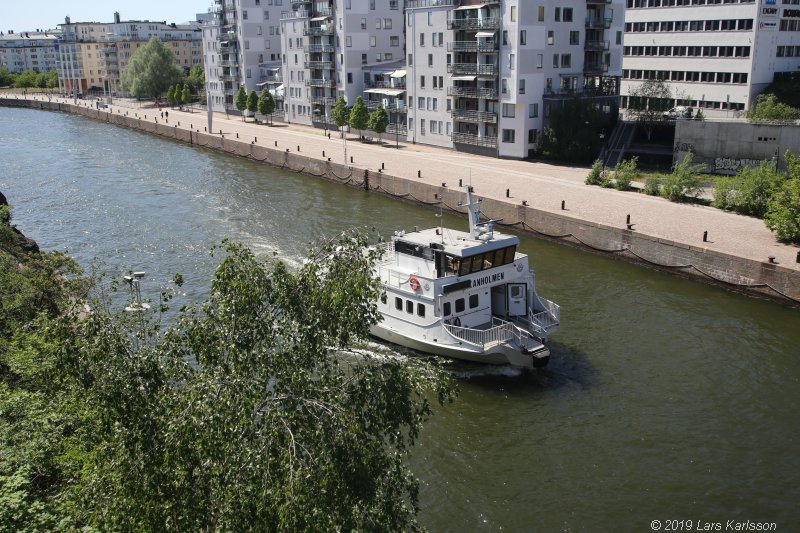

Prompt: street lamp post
[599,129,607,170]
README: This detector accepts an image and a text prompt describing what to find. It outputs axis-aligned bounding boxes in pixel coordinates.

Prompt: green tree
[764,177,800,243]
[349,96,370,140]
[166,85,176,107]
[185,64,205,94]
[611,157,639,191]
[120,36,183,100]
[712,160,783,218]
[235,86,247,121]
[181,83,191,111]
[258,88,275,125]
[746,93,800,122]
[13,70,38,89]
[628,78,673,141]
[585,159,605,186]
[662,153,705,202]
[0,65,14,87]
[246,90,258,121]
[332,96,349,138]
[44,69,58,89]
[368,105,389,143]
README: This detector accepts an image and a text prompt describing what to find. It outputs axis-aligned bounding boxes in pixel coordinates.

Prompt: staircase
[602,121,635,169]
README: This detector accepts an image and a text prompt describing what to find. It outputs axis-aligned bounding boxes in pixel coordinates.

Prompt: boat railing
[374,241,395,263]
[445,318,513,347]
[528,297,560,339]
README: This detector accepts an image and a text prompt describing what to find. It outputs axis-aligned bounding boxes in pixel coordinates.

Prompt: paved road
[22,94,800,271]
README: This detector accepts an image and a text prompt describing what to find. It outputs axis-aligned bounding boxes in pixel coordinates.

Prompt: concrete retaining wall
[4,97,799,306]
[675,119,800,174]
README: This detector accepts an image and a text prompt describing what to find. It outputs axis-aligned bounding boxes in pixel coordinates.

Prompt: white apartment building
[0,30,60,73]
[203,0,285,114]
[406,0,623,159]
[280,0,405,126]
[621,0,800,113]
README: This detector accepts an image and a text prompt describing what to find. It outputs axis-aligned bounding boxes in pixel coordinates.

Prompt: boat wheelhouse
[370,186,560,369]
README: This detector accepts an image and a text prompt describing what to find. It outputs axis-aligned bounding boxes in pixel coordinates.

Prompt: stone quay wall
[4,97,799,306]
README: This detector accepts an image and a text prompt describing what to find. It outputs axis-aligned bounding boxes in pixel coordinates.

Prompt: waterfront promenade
[4,93,800,302]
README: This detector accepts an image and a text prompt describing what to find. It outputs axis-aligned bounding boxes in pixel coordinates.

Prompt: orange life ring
[409,275,421,292]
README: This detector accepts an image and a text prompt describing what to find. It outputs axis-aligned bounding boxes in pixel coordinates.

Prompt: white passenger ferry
[371,186,560,369]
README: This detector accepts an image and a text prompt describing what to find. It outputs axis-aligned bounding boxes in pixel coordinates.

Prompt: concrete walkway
[16,94,800,272]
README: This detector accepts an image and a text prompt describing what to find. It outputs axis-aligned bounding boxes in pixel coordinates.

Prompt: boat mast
[463,185,481,238]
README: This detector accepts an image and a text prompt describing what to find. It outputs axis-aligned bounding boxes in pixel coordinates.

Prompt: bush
[661,153,704,202]
[712,161,783,218]
[585,159,604,185]
[764,177,800,243]
[643,174,663,196]
[611,157,638,190]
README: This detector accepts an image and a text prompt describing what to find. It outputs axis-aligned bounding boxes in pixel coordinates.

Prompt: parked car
[663,106,693,119]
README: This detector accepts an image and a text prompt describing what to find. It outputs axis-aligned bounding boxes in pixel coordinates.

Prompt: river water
[2,107,798,531]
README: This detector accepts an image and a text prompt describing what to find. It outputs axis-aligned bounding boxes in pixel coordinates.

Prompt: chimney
[114,12,121,23]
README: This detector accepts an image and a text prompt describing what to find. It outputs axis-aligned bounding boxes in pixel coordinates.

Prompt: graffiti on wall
[714,157,762,172]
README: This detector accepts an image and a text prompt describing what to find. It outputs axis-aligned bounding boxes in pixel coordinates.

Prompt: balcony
[447,17,501,30]
[261,74,283,83]
[307,43,335,53]
[583,61,610,74]
[584,40,610,51]
[452,109,497,123]
[447,86,497,99]
[282,10,310,20]
[447,63,497,76]
[220,31,237,41]
[407,0,457,8]
[305,61,334,70]
[452,132,497,147]
[365,100,408,112]
[306,79,337,87]
[219,59,239,67]
[311,96,336,106]
[586,0,612,3]
[220,74,239,82]
[367,80,406,89]
[448,40,498,53]
[304,26,334,36]
[315,7,333,17]
[291,0,311,5]
[585,13,613,29]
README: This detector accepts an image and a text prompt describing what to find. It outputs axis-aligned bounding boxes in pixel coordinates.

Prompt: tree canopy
[746,94,800,122]
[258,88,275,124]
[235,86,247,120]
[120,36,183,99]
[627,78,673,141]
[185,64,206,94]
[0,207,456,530]
[349,96,370,139]
[332,96,349,137]
[246,90,258,120]
[368,105,389,143]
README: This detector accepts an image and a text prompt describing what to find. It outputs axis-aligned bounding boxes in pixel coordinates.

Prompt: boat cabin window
[455,298,465,313]
[417,303,426,317]
[395,297,403,311]
[406,300,414,314]
[469,294,479,309]
[443,302,451,316]
[457,245,517,277]
[394,240,433,260]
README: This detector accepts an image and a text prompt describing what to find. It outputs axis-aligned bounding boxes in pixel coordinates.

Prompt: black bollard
[626,214,631,225]
[275,140,278,147]
[442,182,446,187]
[506,188,510,198]
[561,200,565,210]
[220,129,222,135]
[237,133,239,138]
[418,170,421,178]
[522,200,528,206]
[703,231,708,242]
[768,256,777,264]
[459,178,462,187]
[297,145,300,151]
[796,251,800,263]
[381,162,385,170]
[328,132,331,139]
[204,126,207,132]
[254,137,257,143]
[350,156,353,163]
[323,150,326,157]
[286,148,290,152]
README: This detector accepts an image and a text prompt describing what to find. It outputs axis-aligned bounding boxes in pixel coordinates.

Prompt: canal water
[2,108,798,531]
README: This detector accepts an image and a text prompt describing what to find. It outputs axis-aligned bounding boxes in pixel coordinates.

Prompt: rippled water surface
[2,108,798,531]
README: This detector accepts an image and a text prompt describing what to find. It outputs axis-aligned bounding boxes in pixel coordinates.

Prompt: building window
[428,53,433,66]
[420,75,425,88]
[570,31,580,45]
[502,103,515,118]
[370,36,376,47]
[547,31,554,45]
[510,6,517,21]
[520,30,527,46]
[519,79,525,94]
[528,129,538,144]
[502,129,515,143]
[509,53,515,69]
[561,54,571,68]
[428,11,433,25]
[537,54,543,68]
[555,7,561,22]
[361,18,367,30]
[529,103,538,118]
[391,36,399,47]
[501,78,508,94]
[553,54,559,68]
[420,33,425,46]
[384,18,392,29]
[502,30,508,45]
[563,8,573,22]
[346,36,352,47]
[538,6,545,21]
[347,72,353,83]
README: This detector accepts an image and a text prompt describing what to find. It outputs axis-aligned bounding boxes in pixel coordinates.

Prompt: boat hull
[370,323,549,370]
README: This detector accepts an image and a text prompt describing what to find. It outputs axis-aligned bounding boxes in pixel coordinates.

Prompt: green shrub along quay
[0,196,456,531]
[587,151,800,245]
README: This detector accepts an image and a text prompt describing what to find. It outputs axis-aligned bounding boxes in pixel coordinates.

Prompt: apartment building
[406,0,623,158]
[56,13,202,96]
[621,0,800,113]
[0,30,60,74]
[203,0,285,114]
[280,0,405,126]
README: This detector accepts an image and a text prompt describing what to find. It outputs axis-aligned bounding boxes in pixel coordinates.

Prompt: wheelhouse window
[417,303,426,317]
[443,302,451,316]
[395,297,403,310]
[455,298,465,313]
[469,294,479,309]
[457,245,517,276]
[406,300,414,314]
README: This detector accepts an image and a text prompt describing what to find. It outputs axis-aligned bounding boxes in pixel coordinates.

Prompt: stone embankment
[2,96,799,306]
